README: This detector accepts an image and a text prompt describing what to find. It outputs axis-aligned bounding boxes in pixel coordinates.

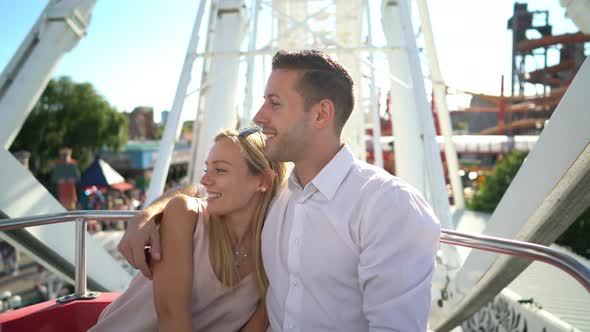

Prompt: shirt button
[294,238,300,246]
[288,321,295,329]
[292,278,298,287]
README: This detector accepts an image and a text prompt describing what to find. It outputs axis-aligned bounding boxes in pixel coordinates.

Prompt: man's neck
[293,138,342,188]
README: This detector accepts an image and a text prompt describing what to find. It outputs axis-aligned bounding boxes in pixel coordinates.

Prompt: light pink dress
[90,205,259,332]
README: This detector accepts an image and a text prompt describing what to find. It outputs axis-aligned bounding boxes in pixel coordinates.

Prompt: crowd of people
[82,188,145,232]
[0,241,18,276]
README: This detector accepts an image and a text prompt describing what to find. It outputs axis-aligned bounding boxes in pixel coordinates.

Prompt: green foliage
[556,207,590,257]
[10,76,128,174]
[155,125,163,139]
[468,151,528,213]
[182,120,194,134]
[469,149,590,258]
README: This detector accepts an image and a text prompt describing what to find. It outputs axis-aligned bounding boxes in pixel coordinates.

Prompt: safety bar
[0,211,135,303]
[440,229,590,292]
[1,210,589,300]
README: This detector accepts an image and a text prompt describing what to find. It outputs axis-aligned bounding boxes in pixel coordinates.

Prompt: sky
[0,0,581,123]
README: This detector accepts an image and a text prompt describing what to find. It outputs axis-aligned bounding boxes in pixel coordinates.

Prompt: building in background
[128,107,157,140]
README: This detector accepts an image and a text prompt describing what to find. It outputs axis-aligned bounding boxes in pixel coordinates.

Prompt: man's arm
[358,186,440,331]
[239,300,269,332]
[117,183,199,279]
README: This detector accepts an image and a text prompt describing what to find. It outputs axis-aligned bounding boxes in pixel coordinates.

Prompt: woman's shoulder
[164,194,204,217]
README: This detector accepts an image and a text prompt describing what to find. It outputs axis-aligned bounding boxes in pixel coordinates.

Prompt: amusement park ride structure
[0,0,589,331]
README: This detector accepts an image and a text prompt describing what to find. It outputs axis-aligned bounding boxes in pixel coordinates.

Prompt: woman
[90,128,286,332]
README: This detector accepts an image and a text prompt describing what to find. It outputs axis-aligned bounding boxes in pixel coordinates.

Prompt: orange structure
[464,2,590,135]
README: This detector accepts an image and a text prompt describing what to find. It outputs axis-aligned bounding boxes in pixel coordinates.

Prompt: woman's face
[200,138,262,217]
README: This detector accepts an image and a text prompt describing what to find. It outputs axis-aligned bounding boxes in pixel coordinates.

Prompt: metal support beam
[336,0,366,160]
[242,0,261,122]
[191,0,247,180]
[381,0,426,193]
[0,0,96,149]
[0,149,131,292]
[145,0,207,205]
[416,0,465,210]
[432,56,590,332]
[365,0,383,168]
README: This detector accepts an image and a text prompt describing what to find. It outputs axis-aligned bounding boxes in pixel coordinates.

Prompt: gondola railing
[1,210,589,304]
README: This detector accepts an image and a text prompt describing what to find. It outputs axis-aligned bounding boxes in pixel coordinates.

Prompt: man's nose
[253,103,267,125]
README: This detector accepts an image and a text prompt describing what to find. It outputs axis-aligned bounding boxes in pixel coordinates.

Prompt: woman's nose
[200,173,212,186]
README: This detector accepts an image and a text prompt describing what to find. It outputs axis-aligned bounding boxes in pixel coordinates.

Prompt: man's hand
[117,211,162,279]
[117,183,200,278]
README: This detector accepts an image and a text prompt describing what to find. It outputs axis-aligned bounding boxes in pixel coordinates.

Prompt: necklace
[233,244,249,270]
[232,236,249,270]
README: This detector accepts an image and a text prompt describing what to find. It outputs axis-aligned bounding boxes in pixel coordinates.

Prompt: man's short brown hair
[271,50,354,134]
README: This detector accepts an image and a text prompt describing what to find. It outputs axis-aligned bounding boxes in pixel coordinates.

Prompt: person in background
[50,147,80,210]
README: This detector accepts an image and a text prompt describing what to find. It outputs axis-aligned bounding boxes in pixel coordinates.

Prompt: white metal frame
[432,55,590,332]
[145,0,208,205]
[0,0,131,292]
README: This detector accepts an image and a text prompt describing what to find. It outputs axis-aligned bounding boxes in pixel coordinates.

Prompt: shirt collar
[310,144,354,201]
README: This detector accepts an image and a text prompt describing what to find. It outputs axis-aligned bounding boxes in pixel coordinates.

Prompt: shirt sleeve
[358,184,441,331]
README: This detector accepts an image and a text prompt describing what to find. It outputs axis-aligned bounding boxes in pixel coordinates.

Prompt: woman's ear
[259,167,276,192]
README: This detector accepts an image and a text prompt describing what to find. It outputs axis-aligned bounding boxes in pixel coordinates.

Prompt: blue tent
[80,157,132,190]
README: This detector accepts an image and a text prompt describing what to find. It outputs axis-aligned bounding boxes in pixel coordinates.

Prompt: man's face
[253,69,313,163]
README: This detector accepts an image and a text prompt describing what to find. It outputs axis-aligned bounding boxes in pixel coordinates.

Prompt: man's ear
[313,99,335,129]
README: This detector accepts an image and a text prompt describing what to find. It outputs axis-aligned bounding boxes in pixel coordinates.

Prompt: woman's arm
[239,300,269,332]
[152,195,200,332]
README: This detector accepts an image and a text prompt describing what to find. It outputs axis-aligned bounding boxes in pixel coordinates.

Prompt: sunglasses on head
[238,126,262,138]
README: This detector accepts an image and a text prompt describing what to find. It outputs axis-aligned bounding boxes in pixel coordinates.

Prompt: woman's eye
[215,168,226,174]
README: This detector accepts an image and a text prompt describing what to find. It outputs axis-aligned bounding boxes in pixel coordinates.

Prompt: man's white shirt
[262,145,441,332]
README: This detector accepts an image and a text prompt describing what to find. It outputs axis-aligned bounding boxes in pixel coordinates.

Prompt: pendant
[233,245,248,269]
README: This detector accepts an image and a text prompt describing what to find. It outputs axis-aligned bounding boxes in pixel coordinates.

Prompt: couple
[92,50,440,331]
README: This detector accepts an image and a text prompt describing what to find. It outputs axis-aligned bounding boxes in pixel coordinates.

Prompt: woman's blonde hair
[208,128,286,297]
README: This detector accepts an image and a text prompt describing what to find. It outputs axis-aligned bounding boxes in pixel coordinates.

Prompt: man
[118,50,440,331]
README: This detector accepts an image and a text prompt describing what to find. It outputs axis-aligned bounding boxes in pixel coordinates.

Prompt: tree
[469,150,590,258]
[10,76,128,175]
[555,207,590,257]
[468,151,528,213]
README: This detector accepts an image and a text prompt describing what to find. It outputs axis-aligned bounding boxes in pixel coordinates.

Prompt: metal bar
[144,0,208,206]
[441,229,590,292]
[192,46,409,88]
[74,218,86,297]
[365,0,383,169]
[0,211,588,292]
[242,0,260,122]
[191,45,401,58]
[416,0,465,210]
[260,0,333,48]
[0,210,136,231]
